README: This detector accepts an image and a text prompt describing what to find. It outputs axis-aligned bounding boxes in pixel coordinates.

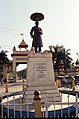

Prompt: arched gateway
[11,39,32,80]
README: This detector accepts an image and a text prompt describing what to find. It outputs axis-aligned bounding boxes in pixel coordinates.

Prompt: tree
[44,45,73,75]
[0,50,9,64]
[17,68,27,79]
[52,45,73,74]
[0,50,9,82]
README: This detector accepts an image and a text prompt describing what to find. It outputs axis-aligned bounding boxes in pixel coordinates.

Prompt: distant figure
[30,21,43,53]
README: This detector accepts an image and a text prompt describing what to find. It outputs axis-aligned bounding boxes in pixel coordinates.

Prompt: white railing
[43,93,79,118]
[0,92,79,118]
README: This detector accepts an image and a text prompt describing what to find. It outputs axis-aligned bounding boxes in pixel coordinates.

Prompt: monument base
[24,52,61,103]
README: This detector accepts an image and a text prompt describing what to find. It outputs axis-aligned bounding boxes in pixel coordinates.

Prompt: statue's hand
[39,28,43,34]
[31,35,34,38]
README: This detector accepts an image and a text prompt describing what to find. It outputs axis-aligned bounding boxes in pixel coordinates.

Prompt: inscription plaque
[34,62,48,80]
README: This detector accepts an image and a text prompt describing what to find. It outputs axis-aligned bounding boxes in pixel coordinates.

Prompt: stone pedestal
[24,52,61,103]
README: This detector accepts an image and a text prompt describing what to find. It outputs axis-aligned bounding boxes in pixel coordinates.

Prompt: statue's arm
[39,28,43,35]
[30,28,34,38]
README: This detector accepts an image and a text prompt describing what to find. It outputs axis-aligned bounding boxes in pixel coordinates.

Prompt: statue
[30,12,44,53]
[30,21,43,52]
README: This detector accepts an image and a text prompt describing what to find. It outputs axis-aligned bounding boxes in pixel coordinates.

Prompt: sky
[0,0,79,71]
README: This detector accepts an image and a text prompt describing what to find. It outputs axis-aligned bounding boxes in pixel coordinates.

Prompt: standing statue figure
[30,21,43,53]
[30,12,44,53]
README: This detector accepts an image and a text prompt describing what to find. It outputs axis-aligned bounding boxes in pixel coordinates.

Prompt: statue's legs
[35,46,41,53]
[39,47,41,52]
[35,47,38,53]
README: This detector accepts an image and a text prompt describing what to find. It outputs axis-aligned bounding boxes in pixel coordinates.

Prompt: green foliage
[44,44,73,74]
[7,72,13,80]
[52,45,73,70]
[0,50,9,64]
[0,50,9,80]
[17,68,27,78]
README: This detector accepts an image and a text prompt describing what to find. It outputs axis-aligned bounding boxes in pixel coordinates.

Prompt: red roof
[18,39,28,48]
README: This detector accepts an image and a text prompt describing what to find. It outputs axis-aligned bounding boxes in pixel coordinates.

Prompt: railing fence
[0,92,79,118]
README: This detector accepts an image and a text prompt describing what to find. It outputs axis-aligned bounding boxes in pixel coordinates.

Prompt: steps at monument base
[25,89,60,96]
[23,93,61,103]
[28,81,56,87]
[25,86,60,94]
[26,85,58,91]
[23,86,61,103]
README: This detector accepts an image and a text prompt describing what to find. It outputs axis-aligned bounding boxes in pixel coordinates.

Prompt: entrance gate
[11,39,30,80]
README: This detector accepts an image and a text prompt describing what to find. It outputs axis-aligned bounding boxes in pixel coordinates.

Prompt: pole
[23,79,25,91]
[6,79,8,93]
[72,79,75,91]
[34,90,41,118]
[0,97,2,118]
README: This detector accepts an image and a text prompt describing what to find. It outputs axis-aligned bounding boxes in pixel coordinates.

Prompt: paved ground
[1,80,79,95]
[59,85,79,92]
[0,79,27,94]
